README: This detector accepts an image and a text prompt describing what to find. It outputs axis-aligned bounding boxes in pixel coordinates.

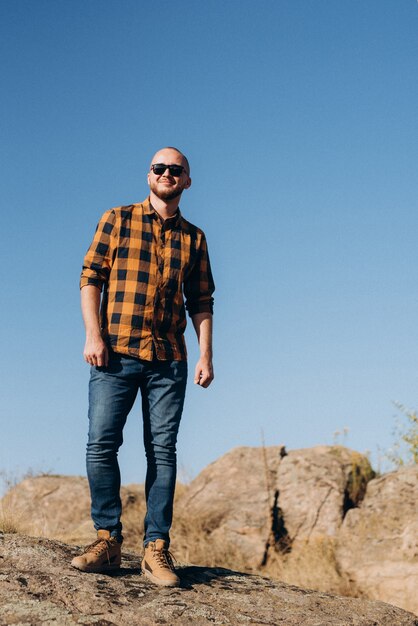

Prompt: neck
[149,191,181,220]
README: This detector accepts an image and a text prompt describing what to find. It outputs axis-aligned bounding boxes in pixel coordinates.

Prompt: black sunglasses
[151,163,186,177]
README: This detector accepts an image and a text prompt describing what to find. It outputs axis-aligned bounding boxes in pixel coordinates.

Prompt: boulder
[0,475,146,550]
[177,445,374,566]
[275,445,374,543]
[175,445,283,566]
[0,533,417,626]
[336,464,418,615]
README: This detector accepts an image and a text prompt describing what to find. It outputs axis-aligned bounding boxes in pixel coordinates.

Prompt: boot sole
[141,566,180,587]
[71,561,121,573]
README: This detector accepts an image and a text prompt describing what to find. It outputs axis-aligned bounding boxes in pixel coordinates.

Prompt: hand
[83,335,109,367]
[194,356,214,388]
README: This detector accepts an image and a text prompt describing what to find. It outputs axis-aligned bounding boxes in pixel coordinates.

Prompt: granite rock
[0,533,417,626]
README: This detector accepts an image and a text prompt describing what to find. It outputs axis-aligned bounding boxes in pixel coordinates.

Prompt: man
[71,147,215,587]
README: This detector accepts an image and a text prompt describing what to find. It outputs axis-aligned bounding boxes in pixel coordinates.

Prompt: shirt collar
[143,197,182,228]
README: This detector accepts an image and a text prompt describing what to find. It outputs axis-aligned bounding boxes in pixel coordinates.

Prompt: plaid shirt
[80,198,215,361]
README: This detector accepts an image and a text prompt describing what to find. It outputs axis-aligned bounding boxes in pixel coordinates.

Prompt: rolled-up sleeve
[80,209,116,290]
[184,233,215,317]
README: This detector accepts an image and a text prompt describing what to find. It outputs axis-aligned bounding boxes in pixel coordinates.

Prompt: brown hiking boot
[141,539,180,587]
[71,530,121,573]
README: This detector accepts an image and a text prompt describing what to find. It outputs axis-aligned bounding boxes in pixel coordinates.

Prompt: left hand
[194,356,214,388]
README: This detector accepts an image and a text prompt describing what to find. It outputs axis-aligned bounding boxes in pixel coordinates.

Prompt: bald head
[150,147,190,175]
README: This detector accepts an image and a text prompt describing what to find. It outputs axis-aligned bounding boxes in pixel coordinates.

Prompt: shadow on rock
[178,565,252,588]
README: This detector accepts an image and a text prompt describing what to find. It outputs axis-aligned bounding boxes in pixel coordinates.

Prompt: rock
[175,445,283,566]
[4,449,415,617]
[0,475,93,544]
[1,447,374,567]
[274,445,374,544]
[0,533,417,626]
[0,475,146,550]
[177,445,374,567]
[336,465,418,615]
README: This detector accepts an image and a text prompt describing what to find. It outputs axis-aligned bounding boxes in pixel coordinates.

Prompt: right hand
[83,334,109,367]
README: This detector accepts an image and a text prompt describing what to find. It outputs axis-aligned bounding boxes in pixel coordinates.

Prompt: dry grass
[0,511,22,534]
[119,489,147,551]
[118,484,252,572]
[262,537,357,596]
[171,514,251,572]
[0,498,26,534]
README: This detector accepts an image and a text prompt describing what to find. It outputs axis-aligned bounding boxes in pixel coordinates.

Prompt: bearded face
[147,149,191,204]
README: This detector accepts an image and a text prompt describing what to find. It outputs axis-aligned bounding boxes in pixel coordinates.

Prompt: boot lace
[152,545,176,570]
[82,537,115,563]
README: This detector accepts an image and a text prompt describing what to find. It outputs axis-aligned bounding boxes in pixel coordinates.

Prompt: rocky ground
[1,533,417,626]
[1,445,417,617]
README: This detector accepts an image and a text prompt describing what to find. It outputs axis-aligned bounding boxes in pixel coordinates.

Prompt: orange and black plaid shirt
[80,198,215,361]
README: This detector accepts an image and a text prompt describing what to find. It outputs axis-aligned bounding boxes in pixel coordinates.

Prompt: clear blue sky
[1,0,417,490]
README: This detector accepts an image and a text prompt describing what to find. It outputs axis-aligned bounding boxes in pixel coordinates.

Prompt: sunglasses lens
[152,164,184,177]
[168,166,184,176]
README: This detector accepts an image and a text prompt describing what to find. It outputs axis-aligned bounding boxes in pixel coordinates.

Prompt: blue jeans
[86,352,187,546]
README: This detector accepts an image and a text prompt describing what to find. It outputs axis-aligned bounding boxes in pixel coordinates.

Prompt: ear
[147,172,151,187]
[184,176,192,190]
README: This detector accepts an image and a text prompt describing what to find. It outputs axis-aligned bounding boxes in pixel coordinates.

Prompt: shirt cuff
[187,299,214,317]
[79,276,104,290]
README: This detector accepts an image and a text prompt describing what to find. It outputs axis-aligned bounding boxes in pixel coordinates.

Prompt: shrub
[386,403,418,467]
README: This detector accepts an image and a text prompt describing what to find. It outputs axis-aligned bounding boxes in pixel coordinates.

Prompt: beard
[149,179,185,201]
[156,187,183,201]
